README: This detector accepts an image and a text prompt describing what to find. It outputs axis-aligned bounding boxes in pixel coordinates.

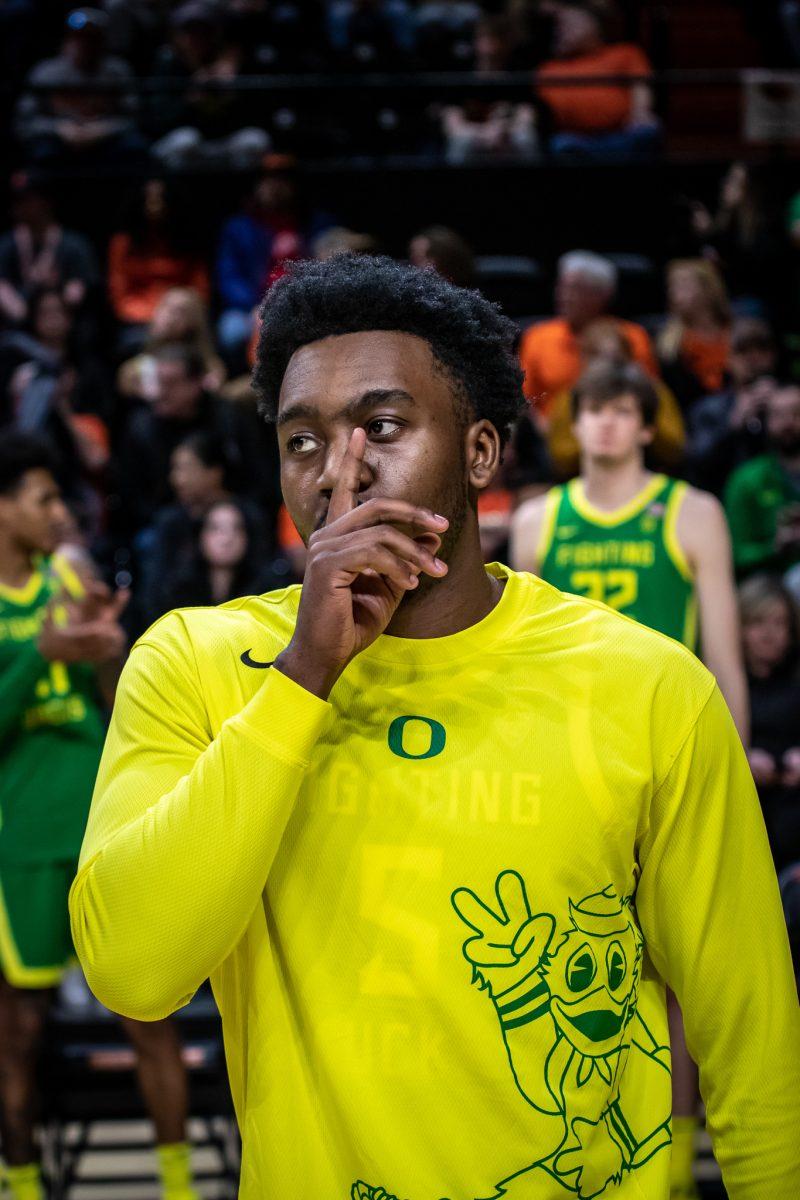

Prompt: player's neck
[0,533,36,589]
[581,457,651,511]
[384,530,504,640]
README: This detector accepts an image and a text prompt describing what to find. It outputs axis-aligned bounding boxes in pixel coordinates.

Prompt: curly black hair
[251,254,526,448]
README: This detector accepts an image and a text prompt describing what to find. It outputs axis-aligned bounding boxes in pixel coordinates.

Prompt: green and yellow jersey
[537,474,697,648]
[0,555,106,865]
[71,564,800,1199]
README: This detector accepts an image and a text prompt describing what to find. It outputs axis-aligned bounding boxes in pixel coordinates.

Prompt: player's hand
[452,870,555,995]
[748,747,778,787]
[274,427,449,699]
[38,584,129,665]
[781,747,800,788]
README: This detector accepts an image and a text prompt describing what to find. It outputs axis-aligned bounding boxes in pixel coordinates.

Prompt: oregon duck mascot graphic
[352,872,671,1200]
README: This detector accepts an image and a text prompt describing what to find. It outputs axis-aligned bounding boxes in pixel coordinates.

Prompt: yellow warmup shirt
[70,562,800,1200]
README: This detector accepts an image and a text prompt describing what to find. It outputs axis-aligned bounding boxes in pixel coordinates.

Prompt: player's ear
[640,423,655,448]
[466,419,502,492]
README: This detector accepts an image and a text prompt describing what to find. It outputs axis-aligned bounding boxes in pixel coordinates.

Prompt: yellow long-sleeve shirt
[70,562,800,1200]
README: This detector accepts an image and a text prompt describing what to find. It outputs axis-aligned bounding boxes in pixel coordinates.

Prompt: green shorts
[0,860,78,988]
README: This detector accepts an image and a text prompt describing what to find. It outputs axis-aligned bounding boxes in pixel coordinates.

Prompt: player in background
[510,360,749,1198]
[71,257,798,1200]
[0,434,198,1200]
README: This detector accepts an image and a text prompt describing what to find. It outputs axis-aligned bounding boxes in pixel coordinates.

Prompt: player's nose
[317,433,372,494]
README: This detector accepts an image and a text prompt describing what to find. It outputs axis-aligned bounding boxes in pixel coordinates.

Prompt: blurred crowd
[5,142,800,882]
[0,0,720,167]
[1,7,800,1195]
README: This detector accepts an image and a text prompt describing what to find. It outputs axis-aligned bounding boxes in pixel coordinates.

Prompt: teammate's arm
[678,488,749,744]
[508,494,548,574]
[636,684,800,1197]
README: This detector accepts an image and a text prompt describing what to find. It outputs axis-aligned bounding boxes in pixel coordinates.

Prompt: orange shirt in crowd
[519,316,659,420]
[680,328,730,394]
[108,233,210,324]
[277,503,303,551]
[536,44,652,133]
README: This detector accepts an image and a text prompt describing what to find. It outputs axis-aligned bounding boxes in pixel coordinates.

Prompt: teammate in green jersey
[0,434,199,1200]
[510,360,748,737]
[509,360,749,1200]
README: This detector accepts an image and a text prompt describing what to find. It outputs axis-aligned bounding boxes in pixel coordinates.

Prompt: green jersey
[538,473,697,648]
[0,555,106,865]
[724,452,800,576]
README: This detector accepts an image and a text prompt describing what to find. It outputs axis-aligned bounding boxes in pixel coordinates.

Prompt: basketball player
[0,435,198,1200]
[509,359,749,1197]
[71,257,798,1199]
[510,360,748,737]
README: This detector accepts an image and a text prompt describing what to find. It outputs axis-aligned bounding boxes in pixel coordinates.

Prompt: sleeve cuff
[231,663,332,764]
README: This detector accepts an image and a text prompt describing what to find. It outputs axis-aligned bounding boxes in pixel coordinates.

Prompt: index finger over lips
[325,427,367,526]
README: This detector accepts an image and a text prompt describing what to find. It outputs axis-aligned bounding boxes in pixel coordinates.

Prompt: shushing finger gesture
[275,428,449,699]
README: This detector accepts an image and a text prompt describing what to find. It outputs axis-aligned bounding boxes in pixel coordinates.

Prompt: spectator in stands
[149,2,270,170]
[689,162,786,319]
[740,574,800,871]
[14,7,146,167]
[0,173,99,333]
[536,0,660,160]
[117,343,270,536]
[154,497,288,616]
[440,15,538,162]
[657,258,732,410]
[312,227,381,260]
[108,179,210,347]
[136,431,269,625]
[408,225,475,287]
[547,317,685,478]
[215,155,334,363]
[117,287,225,403]
[327,0,416,71]
[518,249,658,423]
[725,385,800,577]
[686,316,777,495]
[4,286,112,430]
[2,289,112,538]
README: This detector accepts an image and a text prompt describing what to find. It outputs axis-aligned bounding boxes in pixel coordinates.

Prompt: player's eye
[286,434,316,454]
[606,941,627,990]
[566,943,597,992]
[367,418,401,438]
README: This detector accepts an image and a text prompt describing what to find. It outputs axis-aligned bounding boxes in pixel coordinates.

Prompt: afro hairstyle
[251,254,526,448]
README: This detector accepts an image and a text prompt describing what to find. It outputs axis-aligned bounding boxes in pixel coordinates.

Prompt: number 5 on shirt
[358,845,442,998]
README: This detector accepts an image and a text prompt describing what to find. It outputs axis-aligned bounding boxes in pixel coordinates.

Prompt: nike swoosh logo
[240,650,274,669]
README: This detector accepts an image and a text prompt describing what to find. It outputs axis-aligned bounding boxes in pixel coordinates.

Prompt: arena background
[2,1,800,1196]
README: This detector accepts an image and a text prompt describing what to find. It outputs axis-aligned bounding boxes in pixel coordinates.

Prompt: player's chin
[591,449,624,466]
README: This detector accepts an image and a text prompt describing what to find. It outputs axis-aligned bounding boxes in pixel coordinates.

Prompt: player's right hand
[275,427,450,699]
[38,585,129,665]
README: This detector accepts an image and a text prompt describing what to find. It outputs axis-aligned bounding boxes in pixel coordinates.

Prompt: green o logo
[388,715,446,760]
